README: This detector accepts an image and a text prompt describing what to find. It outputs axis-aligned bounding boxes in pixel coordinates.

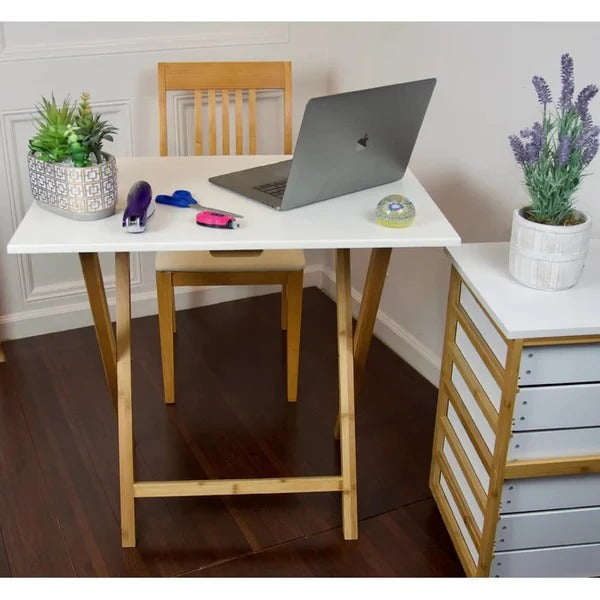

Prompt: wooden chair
[155,61,305,405]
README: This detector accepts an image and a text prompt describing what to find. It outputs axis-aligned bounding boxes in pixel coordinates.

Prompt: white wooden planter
[509,207,592,291]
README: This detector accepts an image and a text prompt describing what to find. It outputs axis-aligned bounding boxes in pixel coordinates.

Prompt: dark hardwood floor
[0,287,463,577]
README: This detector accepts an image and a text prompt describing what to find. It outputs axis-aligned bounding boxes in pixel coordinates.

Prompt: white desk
[7,155,461,547]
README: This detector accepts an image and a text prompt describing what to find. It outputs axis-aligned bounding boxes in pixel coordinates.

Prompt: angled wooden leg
[0,343,5,363]
[334,247,392,439]
[79,252,118,414]
[336,249,358,540]
[286,271,303,402]
[172,287,177,334]
[115,252,136,547]
[281,282,288,331]
[156,271,176,405]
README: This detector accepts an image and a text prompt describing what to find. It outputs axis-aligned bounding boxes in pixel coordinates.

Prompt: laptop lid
[279,78,436,210]
[208,78,436,210]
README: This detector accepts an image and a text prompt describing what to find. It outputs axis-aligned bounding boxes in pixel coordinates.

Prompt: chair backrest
[158,61,292,157]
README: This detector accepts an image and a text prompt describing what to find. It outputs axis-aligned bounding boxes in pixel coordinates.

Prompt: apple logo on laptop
[356,133,369,152]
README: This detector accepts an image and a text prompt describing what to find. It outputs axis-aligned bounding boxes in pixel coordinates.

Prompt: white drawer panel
[447,403,490,491]
[500,473,600,514]
[459,283,507,367]
[439,474,479,565]
[519,343,600,386]
[507,427,600,460]
[451,364,495,453]
[494,506,600,552]
[514,383,600,431]
[442,440,484,530]
[490,542,600,577]
[455,323,502,411]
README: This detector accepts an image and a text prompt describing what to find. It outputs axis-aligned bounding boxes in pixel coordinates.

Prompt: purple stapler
[122,180,155,233]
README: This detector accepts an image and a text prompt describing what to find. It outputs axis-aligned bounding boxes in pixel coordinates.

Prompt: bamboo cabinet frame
[430,265,600,577]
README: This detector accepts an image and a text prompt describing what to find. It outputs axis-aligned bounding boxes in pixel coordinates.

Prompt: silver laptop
[208,78,436,211]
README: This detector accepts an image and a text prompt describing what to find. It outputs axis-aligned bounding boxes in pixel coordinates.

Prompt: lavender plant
[509,53,599,225]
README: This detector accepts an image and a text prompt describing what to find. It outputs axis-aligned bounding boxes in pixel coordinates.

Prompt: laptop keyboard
[254,179,288,199]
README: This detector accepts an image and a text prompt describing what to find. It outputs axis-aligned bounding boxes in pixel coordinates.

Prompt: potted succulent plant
[28,92,119,220]
[508,53,598,290]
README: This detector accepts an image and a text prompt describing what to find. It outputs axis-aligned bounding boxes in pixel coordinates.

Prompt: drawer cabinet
[430,244,600,577]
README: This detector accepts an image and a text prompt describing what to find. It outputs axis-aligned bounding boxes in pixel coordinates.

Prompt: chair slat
[283,61,292,154]
[194,90,203,156]
[235,89,243,155]
[248,89,257,155]
[221,89,230,155]
[208,89,217,155]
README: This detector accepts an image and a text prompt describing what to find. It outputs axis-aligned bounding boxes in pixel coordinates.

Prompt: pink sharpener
[196,210,240,229]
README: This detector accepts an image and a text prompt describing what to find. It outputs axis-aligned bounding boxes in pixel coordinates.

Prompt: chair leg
[281,282,288,331]
[156,271,176,405]
[286,270,303,402]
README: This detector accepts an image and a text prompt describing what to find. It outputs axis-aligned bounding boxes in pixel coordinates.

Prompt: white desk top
[7,155,460,254]
[446,241,600,339]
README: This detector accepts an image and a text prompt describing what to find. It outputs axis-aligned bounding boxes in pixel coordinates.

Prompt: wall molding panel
[0,23,290,63]
[1,99,136,306]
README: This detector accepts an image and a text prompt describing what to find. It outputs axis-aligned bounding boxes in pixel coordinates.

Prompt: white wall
[0,22,330,339]
[5,22,600,390]
[324,22,600,385]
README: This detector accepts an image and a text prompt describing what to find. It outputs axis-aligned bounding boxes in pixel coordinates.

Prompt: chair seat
[156,249,305,273]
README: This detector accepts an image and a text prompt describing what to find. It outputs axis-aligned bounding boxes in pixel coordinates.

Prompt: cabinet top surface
[446,241,600,339]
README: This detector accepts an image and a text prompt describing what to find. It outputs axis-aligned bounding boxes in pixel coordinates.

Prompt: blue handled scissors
[155,190,244,219]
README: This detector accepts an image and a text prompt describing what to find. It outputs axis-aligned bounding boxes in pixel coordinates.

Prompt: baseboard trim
[0,265,323,341]
[0,262,441,388]
[319,264,441,388]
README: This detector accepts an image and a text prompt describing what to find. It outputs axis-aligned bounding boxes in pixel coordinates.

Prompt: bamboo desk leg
[79,252,118,414]
[115,252,136,547]
[336,249,359,539]
[334,247,392,439]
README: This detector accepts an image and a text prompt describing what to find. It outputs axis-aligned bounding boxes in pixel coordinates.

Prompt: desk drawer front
[513,383,600,431]
[490,543,600,577]
[494,506,600,552]
[500,473,600,513]
[519,343,600,386]
[507,427,600,460]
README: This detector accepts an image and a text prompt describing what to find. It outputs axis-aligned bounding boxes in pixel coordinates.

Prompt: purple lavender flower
[559,53,574,111]
[575,125,600,149]
[525,129,544,165]
[532,75,553,107]
[509,135,527,165]
[576,126,600,166]
[575,84,598,128]
[532,121,545,140]
[557,134,572,167]
[583,135,599,166]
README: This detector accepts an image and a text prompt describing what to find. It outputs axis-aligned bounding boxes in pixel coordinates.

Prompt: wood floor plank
[0,360,74,576]
[39,325,252,574]
[192,499,463,577]
[0,287,461,577]
[0,524,10,576]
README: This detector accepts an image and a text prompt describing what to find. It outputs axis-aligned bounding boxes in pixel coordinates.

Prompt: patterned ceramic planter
[27,152,118,220]
[509,207,592,291]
